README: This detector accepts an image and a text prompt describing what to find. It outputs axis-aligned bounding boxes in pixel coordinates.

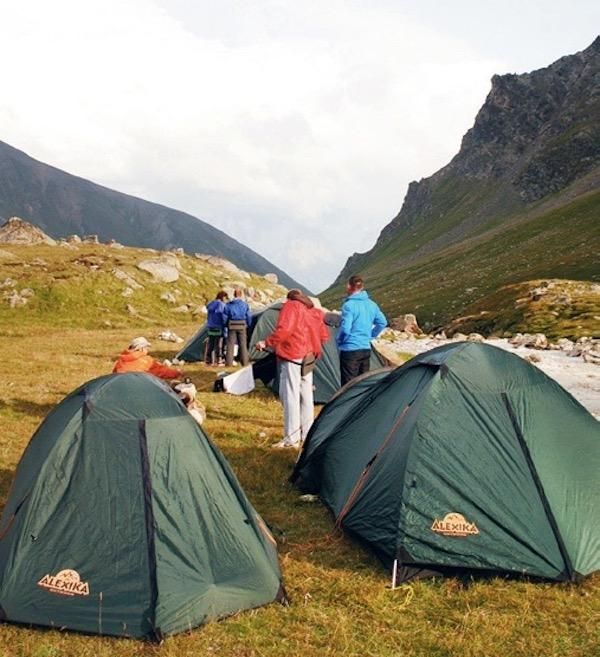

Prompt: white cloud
[0,0,541,290]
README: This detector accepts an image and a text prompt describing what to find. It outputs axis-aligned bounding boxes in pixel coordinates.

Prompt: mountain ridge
[323,37,600,328]
[0,139,309,292]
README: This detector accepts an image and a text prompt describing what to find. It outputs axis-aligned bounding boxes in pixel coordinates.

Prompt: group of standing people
[205,289,252,367]
[256,275,387,449]
[112,274,387,451]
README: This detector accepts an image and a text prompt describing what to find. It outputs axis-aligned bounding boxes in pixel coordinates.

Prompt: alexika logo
[37,569,90,597]
[431,512,480,537]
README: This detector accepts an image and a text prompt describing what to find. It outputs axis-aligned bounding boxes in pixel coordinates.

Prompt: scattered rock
[0,278,16,288]
[19,288,34,298]
[0,217,56,245]
[67,235,82,244]
[264,273,278,284]
[82,235,99,244]
[157,330,184,343]
[160,292,178,304]
[108,239,124,249]
[172,305,190,313]
[4,291,28,307]
[112,268,143,290]
[525,353,542,363]
[126,304,138,316]
[190,305,207,315]
[122,287,134,297]
[171,248,185,256]
[509,333,549,350]
[195,254,241,274]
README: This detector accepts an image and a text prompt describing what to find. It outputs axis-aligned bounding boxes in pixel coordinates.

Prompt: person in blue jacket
[336,275,387,386]
[224,288,253,366]
[205,290,228,365]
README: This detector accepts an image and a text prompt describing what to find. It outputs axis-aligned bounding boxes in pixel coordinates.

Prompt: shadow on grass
[0,399,56,418]
[0,468,16,509]
[221,445,380,574]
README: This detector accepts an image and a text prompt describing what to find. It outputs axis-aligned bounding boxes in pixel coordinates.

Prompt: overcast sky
[0,1,598,291]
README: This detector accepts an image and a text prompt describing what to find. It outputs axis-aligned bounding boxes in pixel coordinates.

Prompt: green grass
[0,325,598,656]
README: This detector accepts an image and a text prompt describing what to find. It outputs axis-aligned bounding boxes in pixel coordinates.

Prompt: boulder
[137,258,180,283]
[390,314,423,335]
[467,333,485,343]
[264,273,278,285]
[82,235,99,244]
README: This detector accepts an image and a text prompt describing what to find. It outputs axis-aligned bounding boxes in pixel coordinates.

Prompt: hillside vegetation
[323,188,600,337]
[444,279,600,340]
[0,242,287,331]
[323,38,600,333]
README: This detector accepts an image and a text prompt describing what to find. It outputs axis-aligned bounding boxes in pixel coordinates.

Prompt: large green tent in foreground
[0,374,285,639]
[177,303,387,403]
[292,342,600,582]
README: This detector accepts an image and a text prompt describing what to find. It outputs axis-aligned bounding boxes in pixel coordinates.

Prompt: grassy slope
[323,189,600,335]
[0,326,598,657]
[0,244,286,330]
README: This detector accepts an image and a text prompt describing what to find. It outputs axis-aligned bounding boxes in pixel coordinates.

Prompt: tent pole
[391,559,398,590]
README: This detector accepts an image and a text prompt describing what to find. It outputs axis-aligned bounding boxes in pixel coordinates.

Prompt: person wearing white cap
[112,336,183,379]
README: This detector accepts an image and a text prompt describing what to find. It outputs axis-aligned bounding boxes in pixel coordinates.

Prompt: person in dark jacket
[337,275,387,386]
[205,290,228,365]
[224,288,252,366]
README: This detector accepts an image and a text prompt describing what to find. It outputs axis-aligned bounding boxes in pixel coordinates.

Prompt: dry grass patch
[0,326,598,656]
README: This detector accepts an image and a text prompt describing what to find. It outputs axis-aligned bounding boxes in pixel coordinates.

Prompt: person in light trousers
[255,290,327,449]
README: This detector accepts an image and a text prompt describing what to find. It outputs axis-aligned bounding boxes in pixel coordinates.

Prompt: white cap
[129,336,151,351]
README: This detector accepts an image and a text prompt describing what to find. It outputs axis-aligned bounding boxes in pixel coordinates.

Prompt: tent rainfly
[0,373,286,639]
[292,342,600,583]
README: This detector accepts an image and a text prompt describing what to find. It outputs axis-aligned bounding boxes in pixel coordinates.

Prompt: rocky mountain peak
[0,217,56,245]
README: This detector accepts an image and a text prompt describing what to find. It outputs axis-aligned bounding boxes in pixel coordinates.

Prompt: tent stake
[391,559,398,590]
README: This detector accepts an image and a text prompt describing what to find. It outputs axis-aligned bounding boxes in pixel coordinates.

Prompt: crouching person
[113,336,183,380]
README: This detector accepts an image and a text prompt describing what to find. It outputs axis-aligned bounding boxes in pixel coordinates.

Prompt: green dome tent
[292,342,600,583]
[0,373,286,639]
[177,303,388,403]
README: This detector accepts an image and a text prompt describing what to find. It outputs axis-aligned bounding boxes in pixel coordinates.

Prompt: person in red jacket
[256,291,328,449]
[112,336,183,380]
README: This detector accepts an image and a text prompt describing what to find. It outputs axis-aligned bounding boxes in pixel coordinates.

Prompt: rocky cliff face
[324,37,600,327]
[0,141,307,291]
[370,36,600,257]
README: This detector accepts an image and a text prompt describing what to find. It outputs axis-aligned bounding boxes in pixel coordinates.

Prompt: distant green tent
[292,342,600,582]
[0,373,286,639]
[177,303,388,403]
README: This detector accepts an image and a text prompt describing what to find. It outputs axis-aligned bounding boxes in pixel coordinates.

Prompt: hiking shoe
[271,440,300,450]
